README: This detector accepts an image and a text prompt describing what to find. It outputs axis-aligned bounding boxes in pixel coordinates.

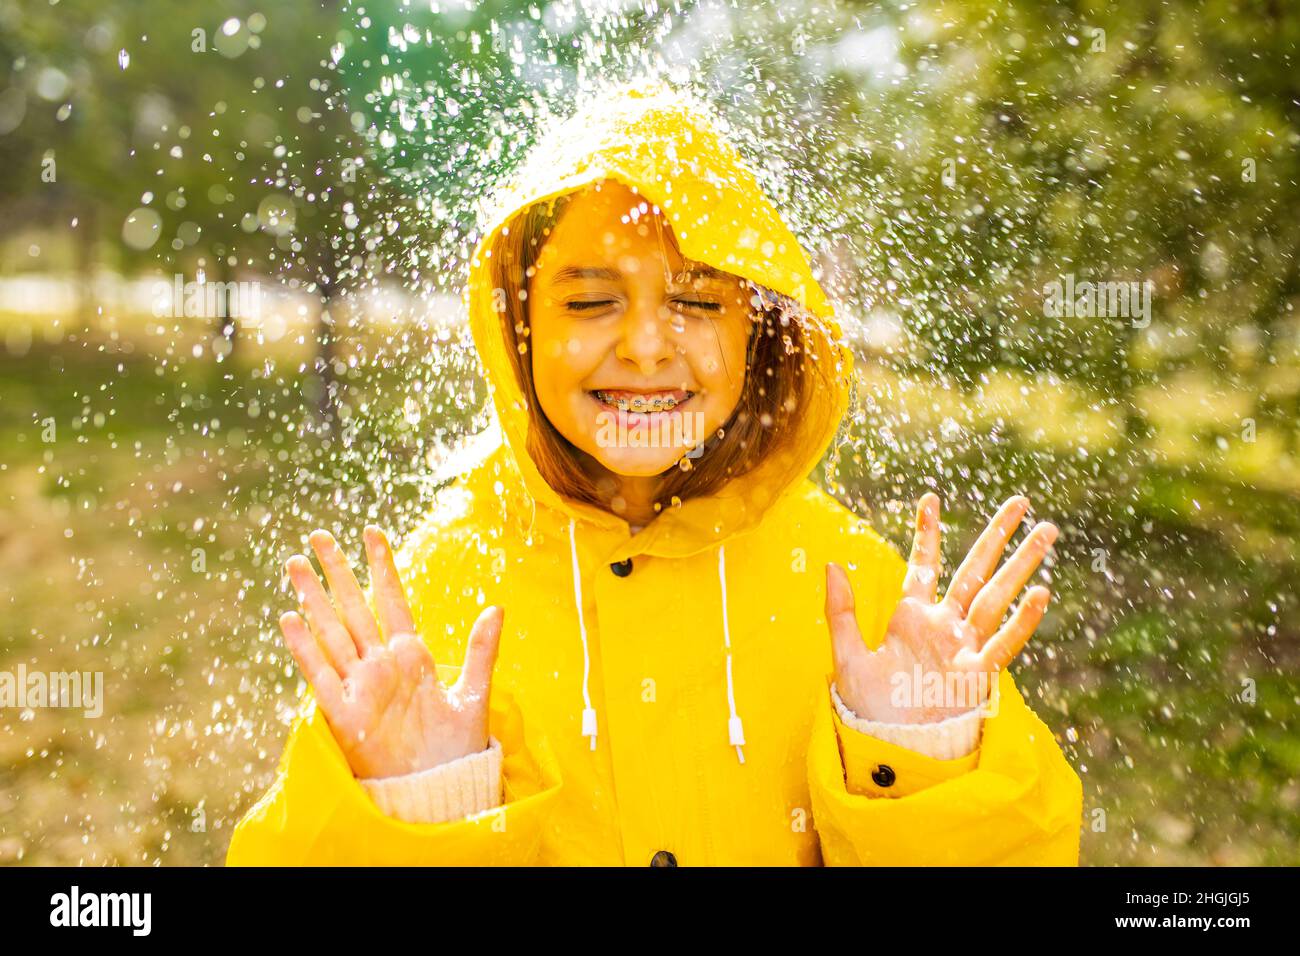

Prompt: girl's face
[527,181,754,477]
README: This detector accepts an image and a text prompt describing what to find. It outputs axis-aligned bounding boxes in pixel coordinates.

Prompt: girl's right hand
[279,525,504,780]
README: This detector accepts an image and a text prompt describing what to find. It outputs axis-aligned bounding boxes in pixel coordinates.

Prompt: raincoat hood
[465,80,853,555]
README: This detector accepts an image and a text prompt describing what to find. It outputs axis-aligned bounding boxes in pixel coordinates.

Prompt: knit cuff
[360,737,503,824]
[830,685,983,761]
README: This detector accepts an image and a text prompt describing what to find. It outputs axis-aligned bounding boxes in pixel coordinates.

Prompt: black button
[650,850,677,867]
[871,764,896,788]
[610,558,634,577]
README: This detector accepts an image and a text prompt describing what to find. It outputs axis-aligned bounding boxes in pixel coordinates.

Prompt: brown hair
[489,190,825,519]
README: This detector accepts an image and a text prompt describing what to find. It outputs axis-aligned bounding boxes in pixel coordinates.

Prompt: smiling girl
[228,83,1082,866]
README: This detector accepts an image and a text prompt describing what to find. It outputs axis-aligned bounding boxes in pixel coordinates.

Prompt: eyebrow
[550,266,622,285]
[549,263,732,285]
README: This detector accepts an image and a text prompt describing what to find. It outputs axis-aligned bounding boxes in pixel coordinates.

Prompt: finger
[310,529,382,654]
[902,492,942,602]
[364,525,418,640]
[279,611,345,715]
[944,495,1031,614]
[966,521,1058,638]
[976,586,1050,672]
[825,563,869,677]
[454,606,504,705]
[286,554,360,673]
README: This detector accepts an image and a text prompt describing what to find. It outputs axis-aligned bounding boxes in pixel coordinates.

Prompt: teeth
[595,390,684,413]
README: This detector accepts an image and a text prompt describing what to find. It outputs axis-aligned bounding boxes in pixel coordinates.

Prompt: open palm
[280,525,503,779]
[827,494,1057,724]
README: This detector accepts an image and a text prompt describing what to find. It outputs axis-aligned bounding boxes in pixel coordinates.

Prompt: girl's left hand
[826,493,1057,724]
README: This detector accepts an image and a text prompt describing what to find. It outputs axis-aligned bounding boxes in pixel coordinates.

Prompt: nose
[614,298,675,376]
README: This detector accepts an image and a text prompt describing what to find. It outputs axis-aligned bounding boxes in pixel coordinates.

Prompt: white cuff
[360,737,503,824]
[831,685,983,760]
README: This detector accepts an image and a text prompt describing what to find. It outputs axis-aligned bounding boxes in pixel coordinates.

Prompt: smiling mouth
[589,388,695,413]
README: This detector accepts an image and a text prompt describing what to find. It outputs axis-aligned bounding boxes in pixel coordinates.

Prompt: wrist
[361,737,503,824]
[350,734,491,780]
[838,668,993,724]
[831,685,983,760]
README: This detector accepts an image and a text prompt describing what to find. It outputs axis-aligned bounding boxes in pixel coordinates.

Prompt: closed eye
[565,299,617,312]
[563,297,720,314]
[673,298,722,312]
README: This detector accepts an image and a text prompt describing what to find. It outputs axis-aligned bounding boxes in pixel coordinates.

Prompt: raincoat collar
[465,80,853,559]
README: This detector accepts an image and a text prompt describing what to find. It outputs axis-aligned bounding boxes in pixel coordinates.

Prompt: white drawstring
[567,518,745,764]
[569,518,598,750]
[719,545,746,763]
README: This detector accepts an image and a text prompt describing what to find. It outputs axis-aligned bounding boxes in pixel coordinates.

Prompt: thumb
[455,605,504,704]
[825,563,867,677]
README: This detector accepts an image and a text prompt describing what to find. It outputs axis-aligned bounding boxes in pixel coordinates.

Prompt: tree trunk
[75,203,96,328]
[314,286,339,425]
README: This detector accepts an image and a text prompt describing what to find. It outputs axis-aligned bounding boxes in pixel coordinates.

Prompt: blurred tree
[0,0,379,400]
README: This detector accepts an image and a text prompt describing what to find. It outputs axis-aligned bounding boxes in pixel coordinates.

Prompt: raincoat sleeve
[807,535,1083,865]
[225,677,563,866]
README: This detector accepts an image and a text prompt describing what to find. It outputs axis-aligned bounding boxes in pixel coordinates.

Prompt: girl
[228,82,1082,866]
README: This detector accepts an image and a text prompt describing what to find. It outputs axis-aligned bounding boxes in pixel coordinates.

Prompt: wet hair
[488,189,818,519]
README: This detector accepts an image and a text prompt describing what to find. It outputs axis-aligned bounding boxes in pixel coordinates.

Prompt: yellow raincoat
[228,83,1082,866]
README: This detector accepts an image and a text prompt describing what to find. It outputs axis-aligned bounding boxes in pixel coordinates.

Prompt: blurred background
[1,0,1297,865]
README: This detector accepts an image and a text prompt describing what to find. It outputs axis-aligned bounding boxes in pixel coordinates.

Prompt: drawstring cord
[569,518,598,750]
[567,518,745,764]
[719,545,746,763]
